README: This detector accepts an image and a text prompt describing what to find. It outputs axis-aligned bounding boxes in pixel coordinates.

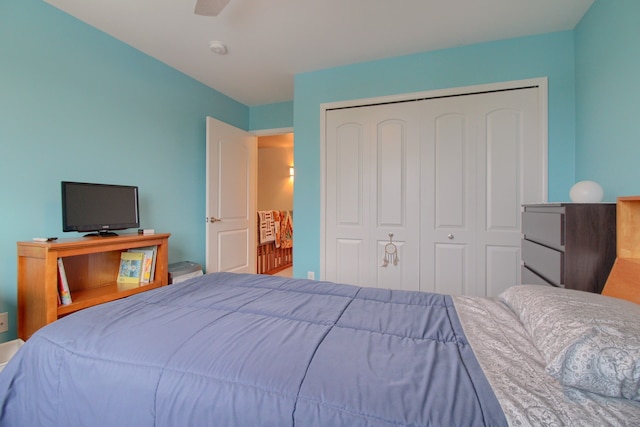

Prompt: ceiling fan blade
[194,0,231,16]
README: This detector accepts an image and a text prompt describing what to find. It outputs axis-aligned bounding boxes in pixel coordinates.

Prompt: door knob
[447,234,454,240]
[208,216,222,223]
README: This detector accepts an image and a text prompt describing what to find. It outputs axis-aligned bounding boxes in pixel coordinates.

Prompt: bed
[0,272,638,426]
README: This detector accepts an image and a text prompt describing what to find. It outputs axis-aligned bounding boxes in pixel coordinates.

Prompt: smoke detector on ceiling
[209,41,228,55]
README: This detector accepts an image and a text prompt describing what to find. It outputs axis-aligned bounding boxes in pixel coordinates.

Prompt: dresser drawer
[521,239,564,286]
[522,203,616,294]
[522,211,565,248]
[521,265,556,287]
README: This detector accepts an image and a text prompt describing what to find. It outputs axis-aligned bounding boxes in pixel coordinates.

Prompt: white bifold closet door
[326,101,422,291]
[324,87,543,296]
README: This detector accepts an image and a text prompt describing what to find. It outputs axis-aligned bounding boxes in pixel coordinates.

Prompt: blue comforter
[0,273,506,426]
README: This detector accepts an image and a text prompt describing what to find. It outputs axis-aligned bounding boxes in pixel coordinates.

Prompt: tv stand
[84,231,119,237]
[17,233,170,340]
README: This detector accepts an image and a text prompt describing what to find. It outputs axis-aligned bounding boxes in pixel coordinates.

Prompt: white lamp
[569,180,604,203]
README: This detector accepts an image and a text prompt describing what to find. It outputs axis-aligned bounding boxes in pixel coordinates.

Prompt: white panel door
[325,117,370,285]
[205,117,257,274]
[371,105,421,291]
[325,102,421,290]
[476,88,540,296]
[324,85,544,296]
[420,105,478,295]
[420,88,540,296]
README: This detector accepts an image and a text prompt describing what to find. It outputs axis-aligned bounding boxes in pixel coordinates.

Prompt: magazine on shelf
[117,251,145,284]
[57,258,72,305]
[127,246,158,283]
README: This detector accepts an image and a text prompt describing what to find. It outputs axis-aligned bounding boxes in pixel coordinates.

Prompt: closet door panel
[370,105,421,291]
[325,112,371,285]
[421,102,477,295]
[434,114,467,229]
[476,88,540,296]
[377,120,404,226]
[373,119,417,291]
[434,244,467,295]
[485,109,520,230]
[335,239,365,285]
[485,246,520,296]
[336,124,364,225]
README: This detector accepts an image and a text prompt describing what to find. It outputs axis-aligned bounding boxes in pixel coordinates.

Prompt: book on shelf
[117,251,145,285]
[127,246,158,283]
[57,258,72,305]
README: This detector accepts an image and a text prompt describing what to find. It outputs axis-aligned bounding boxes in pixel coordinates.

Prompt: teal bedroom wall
[250,101,294,132]
[0,0,249,340]
[292,31,577,280]
[574,0,640,201]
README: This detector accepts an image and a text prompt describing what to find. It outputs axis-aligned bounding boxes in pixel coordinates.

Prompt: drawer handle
[448,234,454,240]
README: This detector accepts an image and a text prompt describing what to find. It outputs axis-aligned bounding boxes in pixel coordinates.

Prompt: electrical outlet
[307,271,315,280]
[0,312,8,333]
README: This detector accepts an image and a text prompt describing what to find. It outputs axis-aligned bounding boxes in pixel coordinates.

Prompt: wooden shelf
[17,233,170,339]
[56,280,165,316]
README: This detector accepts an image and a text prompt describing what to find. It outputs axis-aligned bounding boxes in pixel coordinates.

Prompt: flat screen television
[61,181,140,237]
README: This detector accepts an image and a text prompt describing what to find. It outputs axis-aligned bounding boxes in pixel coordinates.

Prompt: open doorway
[257,133,294,277]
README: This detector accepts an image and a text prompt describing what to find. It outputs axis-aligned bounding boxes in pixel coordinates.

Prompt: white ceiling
[43,0,594,107]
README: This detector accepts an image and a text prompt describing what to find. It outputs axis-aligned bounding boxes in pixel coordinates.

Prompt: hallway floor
[272,267,292,278]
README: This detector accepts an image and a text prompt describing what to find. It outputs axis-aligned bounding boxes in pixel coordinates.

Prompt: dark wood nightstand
[521,203,616,293]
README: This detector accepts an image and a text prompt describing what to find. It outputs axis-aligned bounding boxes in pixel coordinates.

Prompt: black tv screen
[61,181,140,236]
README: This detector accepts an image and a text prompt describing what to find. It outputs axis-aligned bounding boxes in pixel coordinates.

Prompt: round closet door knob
[447,234,454,240]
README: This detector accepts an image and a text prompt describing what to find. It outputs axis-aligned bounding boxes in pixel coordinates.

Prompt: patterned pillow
[499,285,640,400]
[546,326,640,400]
